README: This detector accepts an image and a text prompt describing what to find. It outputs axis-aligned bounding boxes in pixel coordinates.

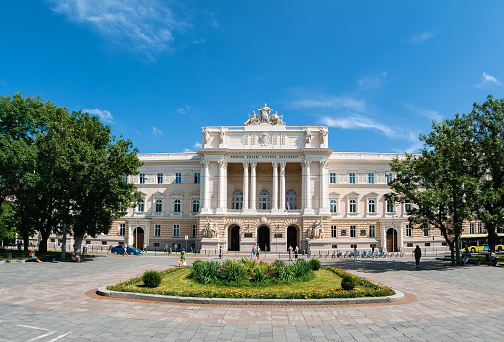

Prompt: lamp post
[392,213,398,253]
[276,225,279,258]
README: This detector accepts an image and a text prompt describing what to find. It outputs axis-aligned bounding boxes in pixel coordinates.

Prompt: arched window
[155,199,163,212]
[258,189,271,210]
[232,189,243,210]
[368,199,375,213]
[173,199,181,213]
[330,199,337,213]
[349,199,357,213]
[286,189,298,210]
[192,199,200,213]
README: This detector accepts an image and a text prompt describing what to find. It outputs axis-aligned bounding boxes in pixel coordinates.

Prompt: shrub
[190,260,219,284]
[292,259,313,278]
[252,268,267,284]
[341,276,355,290]
[219,259,246,285]
[309,258,321,270]
[274,264,294,282]
[272,259,285,268]
[142,270,162,288]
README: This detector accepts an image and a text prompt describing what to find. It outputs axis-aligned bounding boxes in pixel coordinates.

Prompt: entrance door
[386,228,398,252]
[133,227,144,249]
[258,226,270,251]
[229,226,240,251]
[287,226,298,251]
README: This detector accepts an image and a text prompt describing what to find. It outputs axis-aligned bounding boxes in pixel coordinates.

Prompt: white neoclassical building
[102,104,449,254]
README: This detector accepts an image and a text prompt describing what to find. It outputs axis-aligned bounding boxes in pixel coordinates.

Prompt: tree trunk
[23,231,29,252]
[72,232,84,262]
[487,223,497,252]
[38,230,50,253]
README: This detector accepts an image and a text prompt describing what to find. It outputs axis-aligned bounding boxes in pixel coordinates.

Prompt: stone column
[303,160,313,214]
[280,162,286,211]
[381,226,387,252]
[250,162,257,211]
[319,160,329,214]
[272,162,279,211]
[243,162,249,210]
[398,225,404,252]
[301,162,306,211]
[200,161,211,214]
[216,159,228,214]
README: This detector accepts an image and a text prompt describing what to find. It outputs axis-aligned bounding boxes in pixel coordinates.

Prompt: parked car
[111,245,142,255]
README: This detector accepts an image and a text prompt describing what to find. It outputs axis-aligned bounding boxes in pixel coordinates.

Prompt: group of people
[287,245,299,261]
[252,245,261,259]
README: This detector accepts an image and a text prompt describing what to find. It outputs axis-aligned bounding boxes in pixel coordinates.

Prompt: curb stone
[97,286,404,306]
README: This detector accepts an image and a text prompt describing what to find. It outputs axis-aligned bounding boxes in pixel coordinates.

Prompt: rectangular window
[194,172,200,184]
[349,173,356,184]
[442,242,447,246]
[350,244,357,249]
[350,225,356,238]
[139,173,145,184]
[368,173,374,184]
[369,225,376,238]
[331,225,337,238]
[406,224,412,237]
[137,200,145,212]
[341,229,347,236]
[192,224,197,238]
[119,224,125,236]
[123,174,128,183]
[330,172,336,184]
[153,243,160,247]
[404,201,412,214]
[425,242,431,247]
[386,172,393,183]
[175,173,182,184]
[332,244,338,248]
[470,223,475,234]
[423,225,429,237]
[360,229,367,236]
[386,200,394,213]
[173,224,180,238]
[101,241,107,245]
[407,243,413,248]
[478,223,483,234]
[157,173,163,184]
[154,224,161,237]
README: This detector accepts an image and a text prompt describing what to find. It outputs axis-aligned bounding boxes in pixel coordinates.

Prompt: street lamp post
[276,225,279,259]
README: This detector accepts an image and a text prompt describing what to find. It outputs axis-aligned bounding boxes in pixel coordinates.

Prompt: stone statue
[269,111,285,125]
[219,129,225,144]
[202,128,210,145]
[309,220,324,239]
[305,129,312,143]
[203,219,218,238]
[244,111,261,126]
[258,103,271,123]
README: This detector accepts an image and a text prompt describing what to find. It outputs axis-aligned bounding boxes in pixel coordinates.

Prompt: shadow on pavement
[323,258,461,273]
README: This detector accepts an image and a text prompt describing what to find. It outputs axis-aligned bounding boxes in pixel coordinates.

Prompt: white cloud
[49,0,188,61]
[409,32,437,44]
[321,115,397,139]
[177,105,191,115]
[183,142,202,152]
[404,104,442,121]
[476,72,501,87]
[358,72,387,89]
[84,108,114,124]
[151,126,163,135]
[291,95,366,113]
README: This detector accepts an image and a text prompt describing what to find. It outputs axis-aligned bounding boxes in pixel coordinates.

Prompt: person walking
[414,245,422,269]
[256,245,261,260]
[178,248,186,266]
[123,244,128,256]
[372,245,375,259]
[353,247,358,262]
[252,245,257,259]
[143,242,147,253]
[294,246,299,260]
[288,245,293,261]
[219,245,223,259]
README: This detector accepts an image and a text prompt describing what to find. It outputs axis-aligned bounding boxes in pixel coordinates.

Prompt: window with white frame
[139,173,146,184]
[194,172,200,184]
[173,224,180,238]
[349,173,356,184]
[350,225,356,238]
[330,199,337,213]
[192,199,200,213]
[368,199,376,213]
[404,200,412,214]
[369,225,376,238]
[470,223,475,234]
[368,173,374,184]
[137,199,145,212]
[386,199,394,213]
[423,224,429,237]
[119,224,125,236]
[330,172,336,184]
[349,199,357,213]
[286,189,298,210]
[173,199,181,213]
[331,225,337,238]
[155,199,163,213]
[157,173,163,184]
[478,222,483,234]
[232,189,243,209]
[123,174,128,183]
[192,224,197,238]
[258,189,271,210]
[175,173,182,184]
[386,172,393,184]
[154,224,161,237]
[406,224,412,237]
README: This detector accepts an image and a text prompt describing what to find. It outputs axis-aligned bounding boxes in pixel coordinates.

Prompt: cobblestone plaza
[1,254,504,341]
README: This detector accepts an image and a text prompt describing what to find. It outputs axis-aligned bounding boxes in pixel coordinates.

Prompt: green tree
[469,96,504,251]
[389,116,478,265]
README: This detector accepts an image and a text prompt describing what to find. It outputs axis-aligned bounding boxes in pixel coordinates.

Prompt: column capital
[201,161,210,167]
[280,161,286,168]
[243,161,250,168]
[303,160,312,168]
[218,160,228,169]
[320,160,329,169]
[272,161,279,168]
[250,161,257,168]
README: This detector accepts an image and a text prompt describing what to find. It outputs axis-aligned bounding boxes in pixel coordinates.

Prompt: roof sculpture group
[244,104,285,126]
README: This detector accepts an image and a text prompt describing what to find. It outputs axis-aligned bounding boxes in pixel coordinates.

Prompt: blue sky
[1,1,503,154]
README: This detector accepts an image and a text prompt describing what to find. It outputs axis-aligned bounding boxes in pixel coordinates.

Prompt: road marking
[46,331,72,342]
[16,325,50,331]
[26,332,54,342]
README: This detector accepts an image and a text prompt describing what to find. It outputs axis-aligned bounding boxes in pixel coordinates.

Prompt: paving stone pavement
[1,253,504,341]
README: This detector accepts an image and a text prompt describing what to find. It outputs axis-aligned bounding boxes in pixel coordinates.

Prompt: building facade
[93,104,452,254]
